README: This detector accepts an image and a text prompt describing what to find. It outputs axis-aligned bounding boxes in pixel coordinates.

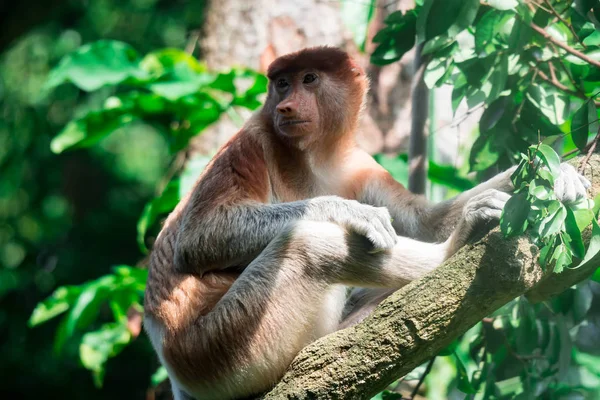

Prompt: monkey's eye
[303,73,317,84]
[276,78,289,89]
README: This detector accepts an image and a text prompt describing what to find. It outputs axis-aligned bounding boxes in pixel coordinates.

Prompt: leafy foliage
[500,144,598,273]
[369,0,600,398]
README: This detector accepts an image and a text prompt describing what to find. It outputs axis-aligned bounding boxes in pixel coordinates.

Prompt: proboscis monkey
[143,47,589,400]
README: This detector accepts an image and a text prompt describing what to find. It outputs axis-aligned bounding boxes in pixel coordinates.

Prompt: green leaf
[80,323,131,387]
[140,48,207,76]
[539,243,554,268]
[565,207,586,258]
[341,0,376,51]
[480,96,509,132]
[424,57,449,88]
[572,101,595,151]
[371,11,417,65]
[495,376,524,397]
[59,276,117,353]
[439,340,458,356]
[137,180,180,253]
[151,366,168,387]
[534,144,561,176]
[28,286,81,327]
[486,55,508,103]
[573,209,595,231]
[422,35,455,55]
[529,180,552,200]
[454,351,478,394]
[475,10,501,54]
[50,110,136,154]
[488,0,518,10]
[45,40,147,92]
[573,218,600,269]
[417,0,479,42]
[541,201,567,237]
[501,192,530,237]
[469,135,501,172]
[583,30,600,46]
[526,86,569,126]
[552,242,572,273]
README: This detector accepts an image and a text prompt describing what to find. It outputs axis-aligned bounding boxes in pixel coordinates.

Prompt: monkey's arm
[358,162,589,243]
[174,196,398,275]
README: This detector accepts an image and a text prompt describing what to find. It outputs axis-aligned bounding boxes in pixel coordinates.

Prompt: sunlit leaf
[495,376,524,397]
[526,86,569,126]
[151,366,168,387]
[51,111,136,154]
[534,144,561,176]
[488,0,518,10]
[80,323,131,387]
[501,192,530,237]
[341,0,376,51]
[28,286,82,327]
[45,40,147,92]
[583,30,600,46]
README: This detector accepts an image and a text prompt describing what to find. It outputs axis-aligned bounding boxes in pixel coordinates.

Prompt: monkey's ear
[348,58,364,77]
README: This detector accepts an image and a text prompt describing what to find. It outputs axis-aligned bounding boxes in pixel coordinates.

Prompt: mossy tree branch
[262,154,600,400]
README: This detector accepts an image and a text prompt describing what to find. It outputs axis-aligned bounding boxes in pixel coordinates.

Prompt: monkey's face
[270,71,322,145]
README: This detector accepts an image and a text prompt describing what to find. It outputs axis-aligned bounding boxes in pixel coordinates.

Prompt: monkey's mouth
[279,120,310,127]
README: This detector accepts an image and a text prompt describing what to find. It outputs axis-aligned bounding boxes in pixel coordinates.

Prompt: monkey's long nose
[276,100,298,116]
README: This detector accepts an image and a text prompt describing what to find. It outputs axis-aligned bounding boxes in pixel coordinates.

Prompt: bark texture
[262,154,600,399]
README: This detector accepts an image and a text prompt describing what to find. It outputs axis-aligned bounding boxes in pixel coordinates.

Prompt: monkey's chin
[276,123,312,139]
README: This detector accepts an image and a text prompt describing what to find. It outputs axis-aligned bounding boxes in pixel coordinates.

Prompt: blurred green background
[0,1,205,398]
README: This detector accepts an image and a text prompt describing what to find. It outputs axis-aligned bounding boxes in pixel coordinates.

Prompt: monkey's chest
[269,175,356,203]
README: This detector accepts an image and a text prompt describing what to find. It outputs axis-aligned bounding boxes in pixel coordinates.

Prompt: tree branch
[529,22,600,69]
[262,154,600,400]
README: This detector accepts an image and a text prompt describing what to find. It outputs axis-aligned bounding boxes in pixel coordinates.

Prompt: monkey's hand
[554,163,591,204]
[307,197,398,251]
[446,189,511,256]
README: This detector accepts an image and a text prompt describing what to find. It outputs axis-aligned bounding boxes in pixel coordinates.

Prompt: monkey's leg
[158,220,449,400]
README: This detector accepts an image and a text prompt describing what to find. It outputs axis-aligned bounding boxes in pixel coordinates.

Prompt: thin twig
[407,357,435,400]
[185,30,201,55]
[579,126,600,173]
[549,43,584,95]
[548,61,557,82]
[529,22,600,68]
[542,0,586,48]
[536,69,600,106]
